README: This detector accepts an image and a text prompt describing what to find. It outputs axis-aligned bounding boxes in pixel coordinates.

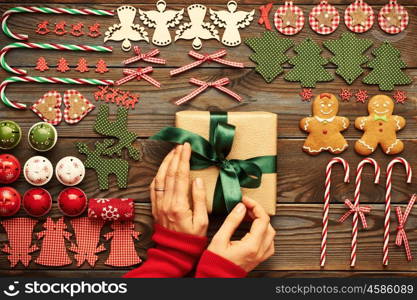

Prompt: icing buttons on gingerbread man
[300,93,349,155]
[354,95,405,155]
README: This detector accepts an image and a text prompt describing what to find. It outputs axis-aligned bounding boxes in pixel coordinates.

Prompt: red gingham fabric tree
[104,221,142,267]
[35,217,72,267]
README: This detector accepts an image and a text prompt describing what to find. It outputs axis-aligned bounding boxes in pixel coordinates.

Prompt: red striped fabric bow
[175,77,242,106]
[115,66,161,88]
[339,199,371,229]
[170,49,244,76]
[395,194,416,261]
[123,46,166,65]
[258,3,273,30]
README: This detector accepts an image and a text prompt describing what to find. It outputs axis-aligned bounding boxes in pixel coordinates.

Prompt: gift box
[152,111,277,215]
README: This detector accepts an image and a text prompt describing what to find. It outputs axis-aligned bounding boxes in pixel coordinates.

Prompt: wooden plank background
[0,0,417,277]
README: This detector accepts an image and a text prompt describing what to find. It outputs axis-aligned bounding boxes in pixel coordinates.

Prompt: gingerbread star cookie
[63,90,95,124]
[315,10,335,28]
[350,6,369,27]
[383,7,402,27]
[279,9,299,28]
[30,91,62,125]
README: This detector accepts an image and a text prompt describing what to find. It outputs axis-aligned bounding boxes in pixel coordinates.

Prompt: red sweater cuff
[195,250,247,278]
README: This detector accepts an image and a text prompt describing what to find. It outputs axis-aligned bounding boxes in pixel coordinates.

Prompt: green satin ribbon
[374,115,387,122]
[150,112,276,214]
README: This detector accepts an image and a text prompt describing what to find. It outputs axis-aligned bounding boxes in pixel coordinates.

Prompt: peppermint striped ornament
[350,158,380,267]
[0,42,112,75]
[0,76,114,110]
[320,157,350,267]
[1,6,114,41]
[384,157,412,266]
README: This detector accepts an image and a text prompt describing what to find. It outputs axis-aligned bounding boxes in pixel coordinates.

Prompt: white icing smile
[320,109,333,115]
[374,109,389,114]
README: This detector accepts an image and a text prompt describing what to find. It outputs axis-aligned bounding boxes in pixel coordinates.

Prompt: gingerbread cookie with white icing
[355,95,405,155]
[300,93,349,155]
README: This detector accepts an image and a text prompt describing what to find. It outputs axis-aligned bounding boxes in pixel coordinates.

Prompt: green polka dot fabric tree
[324,32,373,85]
[284,38,333,88]
[245,31,294,83]
[362,41,412,91]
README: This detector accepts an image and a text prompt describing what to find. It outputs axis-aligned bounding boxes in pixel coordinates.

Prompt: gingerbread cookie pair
[301,93,405,155]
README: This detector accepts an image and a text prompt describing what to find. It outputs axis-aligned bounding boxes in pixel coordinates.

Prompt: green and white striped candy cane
[1,6,115,40]
[0,42,113,75]
[0,76,114,110]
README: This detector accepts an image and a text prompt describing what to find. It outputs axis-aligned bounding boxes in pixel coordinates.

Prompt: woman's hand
[150,143,208,237]
[207,197,276,272]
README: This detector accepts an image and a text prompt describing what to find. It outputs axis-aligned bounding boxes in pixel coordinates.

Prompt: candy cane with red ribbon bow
[321,157,350,267]
[175,77,242,106]
[170,49,244,76]
[384,157,412,266]
[395,194,416,262]
[339,158,380,267]
[115,67,160,88]
[258,3,273,30]
[122,46,166,65]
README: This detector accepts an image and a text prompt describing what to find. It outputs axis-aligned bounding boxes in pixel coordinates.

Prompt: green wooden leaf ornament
[284,38,333,88]
[324,32,373,85]
[245,31,294,83]
[362,41,412,91]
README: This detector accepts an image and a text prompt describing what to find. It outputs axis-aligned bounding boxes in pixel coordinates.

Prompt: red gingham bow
[170,49,244,76]
[123,46,166,65]
[175,77,242,106]
[339,199,371,229]
[115,66,161,88]
[395,194,416,261]
[258,3,273,30]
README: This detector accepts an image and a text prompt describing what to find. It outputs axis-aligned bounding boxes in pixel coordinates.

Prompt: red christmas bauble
[0,187,21,217]
[23,188,52,217]
[58,187,87,217]
[0,154,21,184]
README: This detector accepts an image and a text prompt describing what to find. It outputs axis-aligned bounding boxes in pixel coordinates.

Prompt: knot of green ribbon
[151,112,276,214]
[374,115,387,122]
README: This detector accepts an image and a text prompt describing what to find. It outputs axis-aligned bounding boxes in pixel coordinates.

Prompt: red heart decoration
[63,90,95,124]
[30,91,62,125]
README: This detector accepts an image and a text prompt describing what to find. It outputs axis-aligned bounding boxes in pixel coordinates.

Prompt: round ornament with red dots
[0,187,21,217]
[0,154,21,184]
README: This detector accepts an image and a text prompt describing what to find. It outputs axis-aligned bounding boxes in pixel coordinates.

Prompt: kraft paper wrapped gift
[152,111,277,215]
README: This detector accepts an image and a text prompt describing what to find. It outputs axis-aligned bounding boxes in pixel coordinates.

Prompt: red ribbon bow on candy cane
[123,46,166,65]
[170,50,244,76]
[258,3,273,30]
[395,194,416,261]
[175,77,242,106]
[115,67,161,88]
[339,199,371,229]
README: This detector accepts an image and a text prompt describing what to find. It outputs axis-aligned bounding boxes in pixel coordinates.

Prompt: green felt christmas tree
[284,38,333,88]
[324,32,373,85]
[362,41,412,91]
[245,31,294,83]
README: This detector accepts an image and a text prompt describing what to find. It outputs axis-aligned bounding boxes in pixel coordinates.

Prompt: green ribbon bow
[374,115,387,122]
[151,112,276,214]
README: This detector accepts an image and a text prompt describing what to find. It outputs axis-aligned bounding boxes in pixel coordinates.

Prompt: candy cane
[384,157,412,266]
[0,42,112,75]
[1,6,114,41]
[350,158,380,267]
[321,157,350,267]
[0,76,114,109]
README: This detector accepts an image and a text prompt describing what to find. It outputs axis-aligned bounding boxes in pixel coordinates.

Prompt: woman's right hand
[207,197,276,272]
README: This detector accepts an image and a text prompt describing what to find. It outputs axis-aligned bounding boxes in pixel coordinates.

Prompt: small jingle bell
[58,187,88,217]
[0,154,21,184]
[0,187,21,217]
[0,120,22,150]
[23,188,52,217]
[28,122,58,152]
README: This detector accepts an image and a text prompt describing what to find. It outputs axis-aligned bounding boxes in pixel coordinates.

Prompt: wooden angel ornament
[104,6,149,51]
[139,0,184,46]
[210,1,255,47]
[175,4,219,50]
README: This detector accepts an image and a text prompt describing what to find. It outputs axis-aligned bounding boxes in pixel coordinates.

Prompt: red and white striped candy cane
[350,158,380,267]
[384,157,412,266]
[320,157,350,267]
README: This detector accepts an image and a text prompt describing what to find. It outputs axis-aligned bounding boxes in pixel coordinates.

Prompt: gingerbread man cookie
[354,95,405,155]
[300,93,349,155]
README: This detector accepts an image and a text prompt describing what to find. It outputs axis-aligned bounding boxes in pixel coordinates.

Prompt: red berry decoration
[0,187,21,217]
[300,88,313,102]
[58,187,87,217]
[23,188,52,217]
[393,90,407,104]
[339,88,353,102]
[355,89,369,103]
[0,154,21,184]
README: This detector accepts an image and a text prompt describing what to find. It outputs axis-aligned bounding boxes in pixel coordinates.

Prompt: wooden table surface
[1,0,417,278]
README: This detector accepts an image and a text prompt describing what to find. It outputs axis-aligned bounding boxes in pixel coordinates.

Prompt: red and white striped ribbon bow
[339,199,371,228]
[175,77,242,106]
[122,46,166,65]
[395,194,416,262]
[170,49,244,76]
[258,3,273,30]
[115,67,160,88]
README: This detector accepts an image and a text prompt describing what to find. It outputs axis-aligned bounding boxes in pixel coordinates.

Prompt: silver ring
[154,187,165,192]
